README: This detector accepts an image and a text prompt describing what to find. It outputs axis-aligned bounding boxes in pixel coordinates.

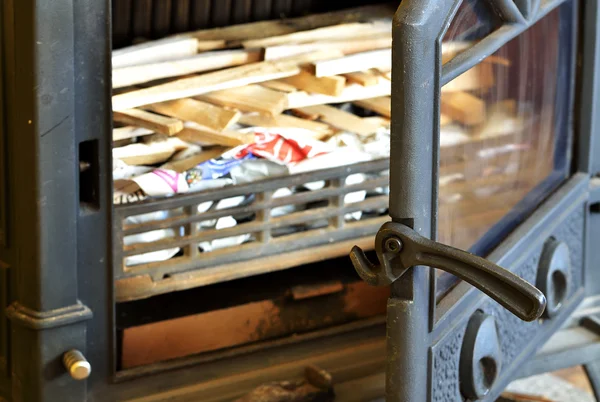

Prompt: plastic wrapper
[132,169,190,197]
[234,128,332,165]
[113,158,153,181]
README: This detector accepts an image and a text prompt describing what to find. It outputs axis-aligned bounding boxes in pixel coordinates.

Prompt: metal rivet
[384,237,403,253]
[63,350,91,380]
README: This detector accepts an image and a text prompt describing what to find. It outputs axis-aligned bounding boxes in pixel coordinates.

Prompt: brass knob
[63,350,91,380]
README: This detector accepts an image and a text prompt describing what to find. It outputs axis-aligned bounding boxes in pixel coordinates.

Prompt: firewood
[260,80,298,93]
[293,105,380,136]
[242,21,391,48]
[112,50,262,88]
[280,70,347,96]
[440,92,486,126]
[113,126,154,141]
[440,114,453,126]
[196,40,228,52]
[440,41,472,64]
[310,49,391,77]
[113,109,184,135]
[483,55,512,66]
[353,96,391,117]
[472,100,525,138]
[160,147,230,173]
[235,365,334,402]
[145,99,240,132]
[287,80,391,109]
[113,136,189,166]
[442,63,495,93]
[198,85,289,116]
[112,37,202,69]
[263,36,392,60]
[186,3,395,44]
[176,123,254,147]
[343,70,380,86]
[112,50,341,111]
[238,114,334,139]
[362,116,390,128]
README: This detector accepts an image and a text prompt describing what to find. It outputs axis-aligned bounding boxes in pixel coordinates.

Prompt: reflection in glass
[437,5,572,297]
[442,0,503,64]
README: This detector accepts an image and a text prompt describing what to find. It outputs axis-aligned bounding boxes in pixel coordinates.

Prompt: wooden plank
[442,63,495,93]
[343,70,380,86]
[198,85,289,116]
[113,109,184,135]
[113,50,262,88]
[440,92,486,126]
[377,69,392,80]
[186,3,396,43]
[280,70,346,96]
[260,80,298,93]
[242,21,391,48]
[145,99,241,132]
[264,36,392,60]
[287,80,391,109]
[113,126,154,141]
[440,41,472,64]
[113,137,189,166]
[238,114,334,140]
[196,40,228,52]
[293,105,379,136]
[483,55,511,66]
[440,114,453,126]
[177,123,254,147]
[362,116,390,129]
[311,49,391,78]
[112,51,340,111]
[160,147,230,173]
[353,97,390,117]
[112,37,201,69]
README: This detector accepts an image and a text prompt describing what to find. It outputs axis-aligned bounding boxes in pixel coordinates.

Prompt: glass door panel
[437,3,574,297]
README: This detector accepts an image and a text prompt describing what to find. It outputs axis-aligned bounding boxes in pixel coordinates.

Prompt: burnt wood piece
[235,381,333,402]
[235,365,334,402]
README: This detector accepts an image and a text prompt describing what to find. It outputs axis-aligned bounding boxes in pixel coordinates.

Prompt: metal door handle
[350,222,546,322]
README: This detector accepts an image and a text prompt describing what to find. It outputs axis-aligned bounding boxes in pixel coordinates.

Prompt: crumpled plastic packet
[326,127,390,160]
[131,169,190,197]
[234,128,332,165]
[113,158,153,181]
[230,159,289,185]
[187,153,256,182]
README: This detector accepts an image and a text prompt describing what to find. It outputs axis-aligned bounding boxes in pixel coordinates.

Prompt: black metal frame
[0,0,599,401]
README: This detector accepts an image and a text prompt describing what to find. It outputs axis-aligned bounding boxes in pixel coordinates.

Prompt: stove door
[350,1,595,401]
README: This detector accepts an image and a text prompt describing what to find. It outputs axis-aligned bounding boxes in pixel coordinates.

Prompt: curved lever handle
[350,222,546,322]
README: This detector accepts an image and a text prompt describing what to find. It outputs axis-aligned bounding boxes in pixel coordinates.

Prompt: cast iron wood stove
[1,0,600,401]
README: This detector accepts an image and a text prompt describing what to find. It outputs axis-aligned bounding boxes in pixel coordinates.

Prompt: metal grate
[114,159,390,299]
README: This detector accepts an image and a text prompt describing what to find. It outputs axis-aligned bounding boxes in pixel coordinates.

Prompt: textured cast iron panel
[432,323,467,402]
[431,205,585,402]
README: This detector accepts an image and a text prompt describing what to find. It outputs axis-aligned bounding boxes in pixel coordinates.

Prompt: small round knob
[63,350,91,380]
